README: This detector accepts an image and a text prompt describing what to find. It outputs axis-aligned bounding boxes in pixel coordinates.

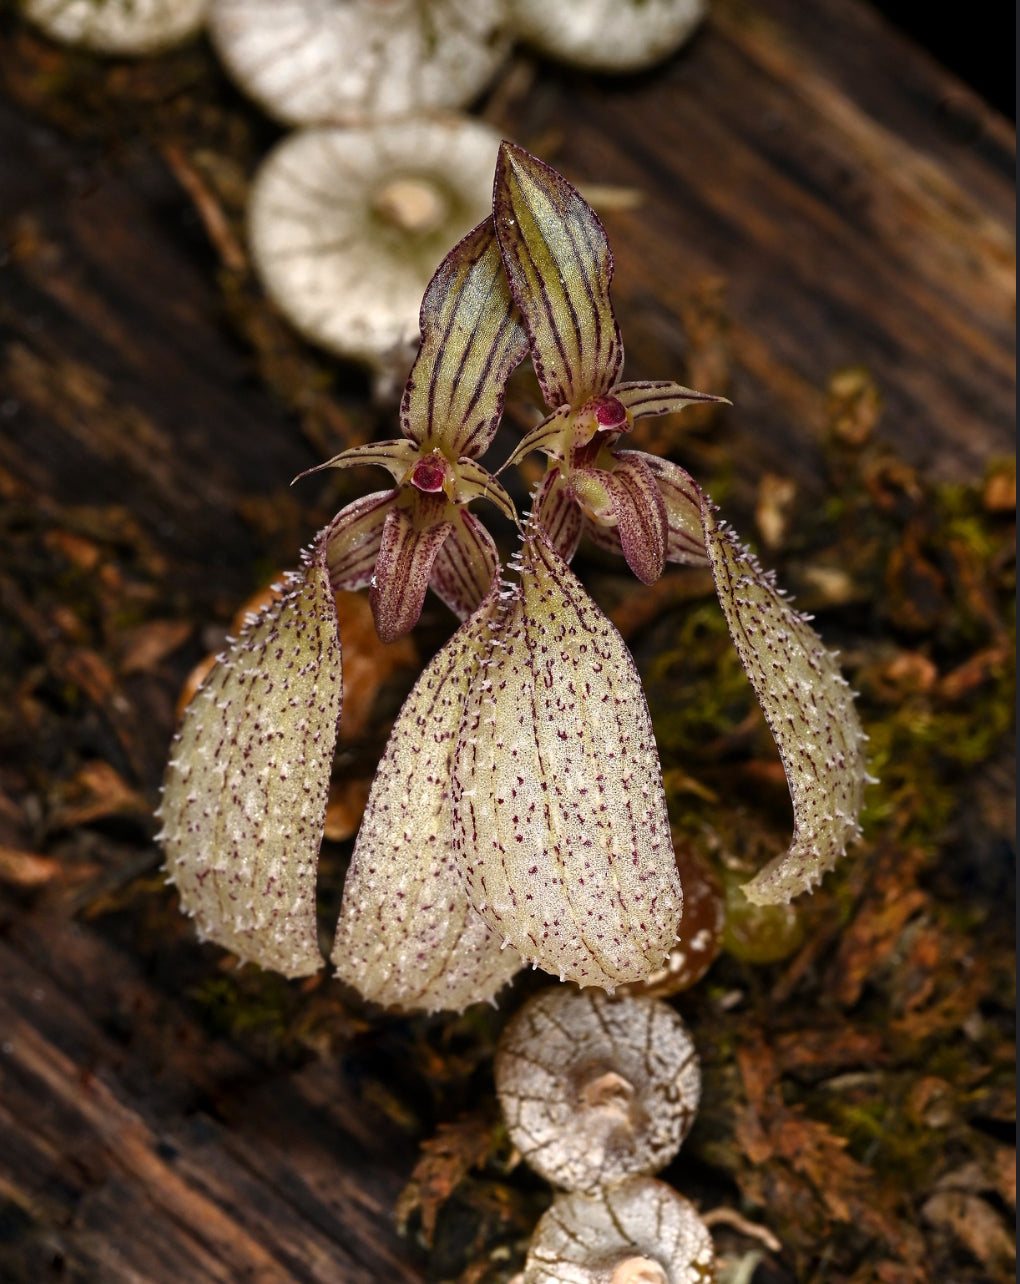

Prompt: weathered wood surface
[0,2,1014,1282]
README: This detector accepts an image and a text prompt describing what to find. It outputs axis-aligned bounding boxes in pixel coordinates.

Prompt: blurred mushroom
[247,116,502,384]
[22,0,206,54]
[495,989,700,1192]
[506,0,706,72]
[524,1176,715,1284]
[209,0,511,126]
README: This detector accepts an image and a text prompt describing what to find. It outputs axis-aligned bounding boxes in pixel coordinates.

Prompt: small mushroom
[505,0,706,73]
[247,116,501,380]
[495,989,700,1192]
[524,1176,715,1284]
[22,0,207,55]
[209,0,511,126]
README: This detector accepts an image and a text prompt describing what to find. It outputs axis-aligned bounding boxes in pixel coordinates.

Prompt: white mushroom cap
[22,0,206,54]
[506,0,706,73]
[495,989,701,1192]
[209,0,511,126]
[524,1177,715,1284]
[247,116,501,376]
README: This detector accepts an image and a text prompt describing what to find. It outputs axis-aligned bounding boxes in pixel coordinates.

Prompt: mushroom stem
[580,1069,635,1114]
[611,1257,669,1284]
[373,177,447,233]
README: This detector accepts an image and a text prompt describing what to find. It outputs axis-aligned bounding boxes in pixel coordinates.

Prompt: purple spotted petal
[401,218,529,459]
[532,466,584,565]
[493,143,623,409]
[159,536,341,978]
[641,456,711,567]
[703,503,868,903]
[576,451,668,585]
[332,582,522,1012]
[323,489,397,592]
[453,530,682,988]
[430,509,500,622]
[370,497,453,643]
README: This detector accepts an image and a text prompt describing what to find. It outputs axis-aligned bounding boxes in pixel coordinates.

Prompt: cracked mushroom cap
[22,0,206,55]
[506,0,706,72]
[209,0,511,126]
[495,989,700,1192]
[247,116,501,377]
[524,1176,715,1284]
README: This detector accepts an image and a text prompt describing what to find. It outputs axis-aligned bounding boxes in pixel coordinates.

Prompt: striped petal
[615,380,728,421]
[452,455,517,521]
[703,504,868,903]
[493,143,623,409]
[401,217,529,459]
[533,466,584,565]
[369,497,453,643]
[642,456,711,567]
[430,509,500,622]
[453,531,682,988]
[331,585,522,1012]
[159,536,342,978]
[296,439,419,484]
[499,404,574,473]
[323,489,396,592]
[573,451,668,585]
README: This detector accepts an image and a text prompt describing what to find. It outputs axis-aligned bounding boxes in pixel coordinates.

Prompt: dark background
[873,1,1015,120]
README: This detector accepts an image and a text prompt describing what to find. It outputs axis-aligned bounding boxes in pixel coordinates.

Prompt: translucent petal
[493,143,623,408]
[430,509,500,623]
[323,489,396,592]
[453,532,682,987]
[160,539,341,978]
[401,217,529,459]
[369,499,452,643]
[615,379,728,421]
[331,585,522,1012]
[703,505,868,903]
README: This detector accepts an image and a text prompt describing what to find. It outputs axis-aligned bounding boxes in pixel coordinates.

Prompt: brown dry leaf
[921,1191,1016,1272]
[396,1116,497,1246]
[0,845,63,887]
[322,777,371,843]
[734,1040,920,1262]
[990,1146,1016,1209]
[826,366,881,447]
[49,760,149,830]
[831,846,929,1007]
[983,460,1015,512]
[755,472,796,550]
[118,619,193,674]
[333,590,417,742]
[62,647,118,705]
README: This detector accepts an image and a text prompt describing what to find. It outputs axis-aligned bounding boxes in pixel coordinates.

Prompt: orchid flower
[493,142,724,585]
[333,522,684,1006]
[494,143,868,904]
[312,216,528,643]
[158,218,528,980]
